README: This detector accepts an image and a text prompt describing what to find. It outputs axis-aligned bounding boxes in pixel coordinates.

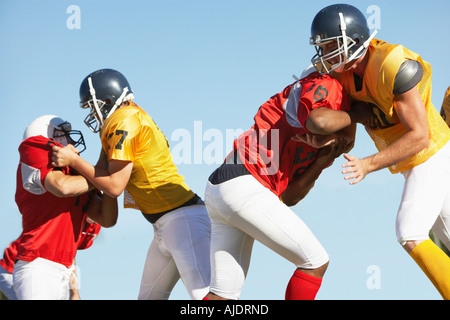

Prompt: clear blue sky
[0,0,449,300]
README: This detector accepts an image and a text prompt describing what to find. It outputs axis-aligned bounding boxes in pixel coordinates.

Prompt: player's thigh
[13,258,70,300]
[396,148,450,244]
[207,175,328,269]
[209,217,255,300]
[230,187,328,269]
[160,205,211,298]
[138,237,180,300]
[431,188,450,251]
[0,266,16,300]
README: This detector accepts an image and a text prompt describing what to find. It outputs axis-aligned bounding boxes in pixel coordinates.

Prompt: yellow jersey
[100,102,195,215]
[440,86,450,127]
[333,39,450,173]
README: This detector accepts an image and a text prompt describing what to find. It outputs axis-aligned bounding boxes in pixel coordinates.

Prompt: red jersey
[0,219,100,274]
[0,237,21,273]
[234,72,349,196]
[15,136,94,268]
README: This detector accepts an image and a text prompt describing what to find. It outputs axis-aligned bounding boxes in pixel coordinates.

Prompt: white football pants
[13,258,74,300]
[397,141,450,249]
[204,174,329,300]
[0,265,16,300]
[138,203,211,300]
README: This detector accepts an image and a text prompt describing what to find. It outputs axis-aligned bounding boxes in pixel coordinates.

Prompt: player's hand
[291,132,335,148]
[315,137,348,167]
[341,154,369,185]
[51,145,79,167]
[329,137,350,159]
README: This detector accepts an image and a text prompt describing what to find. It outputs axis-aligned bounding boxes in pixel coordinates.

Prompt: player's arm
[44,169,93,197]
[282,138,349,206]
[52,146,133,198]
[293,99,363,149]
[306,100,375,135]
[305,107,351,134]
[85,192,118,228]
[292,122,356,153]
[342,86,429,184]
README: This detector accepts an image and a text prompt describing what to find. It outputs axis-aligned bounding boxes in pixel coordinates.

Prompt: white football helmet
[23,115,86,152]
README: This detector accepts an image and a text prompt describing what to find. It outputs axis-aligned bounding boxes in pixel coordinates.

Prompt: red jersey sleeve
[296,72,350,130]
[77,219,101,250]
[18,136,66,194]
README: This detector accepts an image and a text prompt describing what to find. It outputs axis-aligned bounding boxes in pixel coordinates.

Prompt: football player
[51,69,211,300]
[13,115,117,300]
[1,219,100,300]
[204,71,358,300]
[309,3,450,299]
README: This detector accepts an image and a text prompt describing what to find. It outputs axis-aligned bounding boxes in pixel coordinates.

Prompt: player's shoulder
[371,40,417,76]
[300,71,347,108]
[19,136,60,161]
[104,103,145,132]
[300,71,342,91]
[20,135,53,148]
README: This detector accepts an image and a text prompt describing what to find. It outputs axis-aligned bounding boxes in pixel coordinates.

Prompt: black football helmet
[79,68,134,133]
[310,4,378,74]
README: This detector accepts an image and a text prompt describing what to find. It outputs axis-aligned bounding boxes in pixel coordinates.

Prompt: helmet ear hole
[351,35,361,45]
[105,99,111,105]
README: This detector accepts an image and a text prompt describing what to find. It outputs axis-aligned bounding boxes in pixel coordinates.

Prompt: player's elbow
[306,115,331,135]
[419,135,429,151]
[102,185,124,199]
[104,189,122,199]
[281,197,299,207]
[413,127,429,153]
[100,216,118,228]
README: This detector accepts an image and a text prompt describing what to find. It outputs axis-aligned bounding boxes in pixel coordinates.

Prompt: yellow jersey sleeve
[101,103,195,214]
[333,39,450,173]
[102,108,149,162]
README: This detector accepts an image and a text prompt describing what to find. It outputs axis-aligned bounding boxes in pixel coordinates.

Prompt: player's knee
[297,260,329,278]
[316,260,329,277]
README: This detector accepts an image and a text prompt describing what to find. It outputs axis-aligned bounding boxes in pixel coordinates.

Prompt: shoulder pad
[393,60,423,95]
